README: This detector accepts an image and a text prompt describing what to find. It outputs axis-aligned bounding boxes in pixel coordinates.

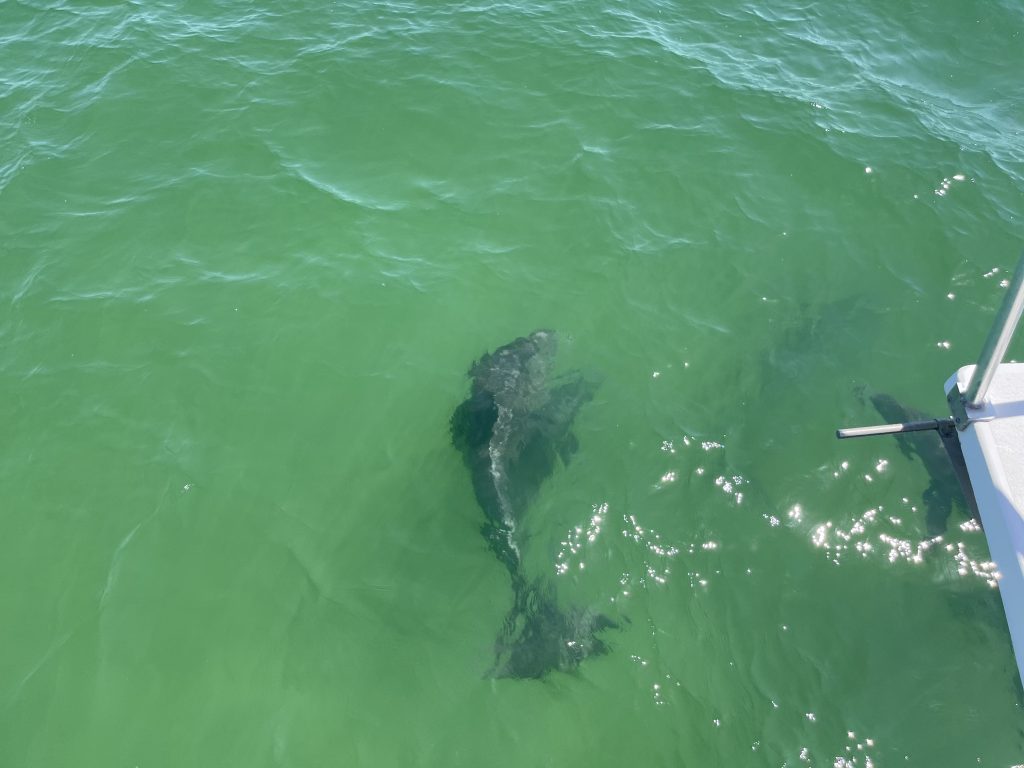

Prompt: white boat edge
[946,362,1024,688]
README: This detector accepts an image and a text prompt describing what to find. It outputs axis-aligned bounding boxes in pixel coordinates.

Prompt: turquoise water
[3,0,1024,764]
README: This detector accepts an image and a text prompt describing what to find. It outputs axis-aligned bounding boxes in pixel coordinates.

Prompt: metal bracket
[946,384,971,432]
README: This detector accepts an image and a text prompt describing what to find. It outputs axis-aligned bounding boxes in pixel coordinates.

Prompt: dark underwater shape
[451,331,612,678]
[869,393,980,536]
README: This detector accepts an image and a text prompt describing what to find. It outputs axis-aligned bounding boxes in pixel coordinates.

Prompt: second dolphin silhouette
[869,393,980,535]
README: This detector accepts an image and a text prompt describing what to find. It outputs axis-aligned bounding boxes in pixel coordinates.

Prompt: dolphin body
[869,393,980,535]
[451,331,613,678]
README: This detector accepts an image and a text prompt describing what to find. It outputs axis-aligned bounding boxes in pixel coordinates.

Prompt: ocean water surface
[3,0,1024,765]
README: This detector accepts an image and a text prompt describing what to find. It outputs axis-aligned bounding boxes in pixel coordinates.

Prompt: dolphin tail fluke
[489,579,615,679]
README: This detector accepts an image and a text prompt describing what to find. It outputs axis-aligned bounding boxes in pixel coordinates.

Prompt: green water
[3,0,1024,764]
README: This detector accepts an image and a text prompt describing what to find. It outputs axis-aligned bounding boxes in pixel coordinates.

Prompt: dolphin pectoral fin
[556,432,580,465]
[450,389,497,455]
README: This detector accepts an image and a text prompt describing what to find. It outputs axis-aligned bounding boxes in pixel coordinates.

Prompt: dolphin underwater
[869,393,980,535]
[450,331,614,678]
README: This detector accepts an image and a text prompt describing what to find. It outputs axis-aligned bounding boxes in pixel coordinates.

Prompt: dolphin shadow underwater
[867,392,980,536]
[450,331,615,679]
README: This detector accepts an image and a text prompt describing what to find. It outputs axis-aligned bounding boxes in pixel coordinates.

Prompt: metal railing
[959,250,1024,410]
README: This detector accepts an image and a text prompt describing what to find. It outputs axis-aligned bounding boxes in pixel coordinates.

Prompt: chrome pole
[837,418,953,439]
[963,251,1024,409]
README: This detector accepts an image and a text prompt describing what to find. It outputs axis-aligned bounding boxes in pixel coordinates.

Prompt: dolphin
[450,331,614,678]
[869,393,980,535]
